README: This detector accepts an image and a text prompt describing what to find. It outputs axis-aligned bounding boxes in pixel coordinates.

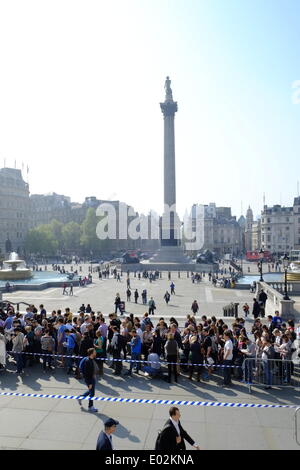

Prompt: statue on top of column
[165,76,173,101]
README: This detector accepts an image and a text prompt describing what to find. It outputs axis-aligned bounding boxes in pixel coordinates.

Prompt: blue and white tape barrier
[0,391,298,409]
[8,351,238,368]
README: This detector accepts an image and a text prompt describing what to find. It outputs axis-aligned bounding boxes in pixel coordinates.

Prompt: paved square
[1,265,299,450]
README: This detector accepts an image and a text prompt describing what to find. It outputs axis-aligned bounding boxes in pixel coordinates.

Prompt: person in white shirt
[222,331,233,386]
[142,352,162,377]
[135,323,143,343]
[80,317,91,335]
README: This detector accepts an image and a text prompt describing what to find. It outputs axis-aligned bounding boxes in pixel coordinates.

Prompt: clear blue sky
[0,0,299,220]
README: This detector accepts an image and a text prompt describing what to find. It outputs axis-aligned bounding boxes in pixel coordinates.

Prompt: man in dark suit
[96,418,119,450]
[157,407,200,451]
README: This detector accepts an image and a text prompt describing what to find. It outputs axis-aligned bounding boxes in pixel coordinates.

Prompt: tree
[49,220,64,250]
[62,222,81,252]
[80,208,101,254]
[25,226,58,255]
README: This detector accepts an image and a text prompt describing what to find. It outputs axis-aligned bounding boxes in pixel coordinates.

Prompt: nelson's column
[160,76,181,247]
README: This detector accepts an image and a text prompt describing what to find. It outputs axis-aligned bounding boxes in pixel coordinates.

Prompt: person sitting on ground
[143,349,162,378]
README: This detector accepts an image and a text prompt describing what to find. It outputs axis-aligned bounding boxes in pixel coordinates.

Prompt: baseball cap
[104,418,119,427]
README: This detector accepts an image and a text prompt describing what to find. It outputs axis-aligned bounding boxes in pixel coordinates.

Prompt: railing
[243,358,300,394]
[295,408,300,446]
[0,300,32,311]
[268,283,293,293]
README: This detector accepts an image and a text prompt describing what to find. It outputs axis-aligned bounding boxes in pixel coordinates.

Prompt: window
[267,235,271,242]
[267,218,271,223]
[286,226,290,230]
[286,217,289,222]
[267,227,271,231]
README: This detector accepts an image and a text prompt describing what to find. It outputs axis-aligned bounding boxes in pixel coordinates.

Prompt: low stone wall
[121,263,218,273]
[0,280,80,292]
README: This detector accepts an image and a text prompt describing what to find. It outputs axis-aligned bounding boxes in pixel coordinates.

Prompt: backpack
[266,345,275,359]
[155,424,171,450]
[79,356,88,374]
[210,335,218,354]
[69,333,78,353]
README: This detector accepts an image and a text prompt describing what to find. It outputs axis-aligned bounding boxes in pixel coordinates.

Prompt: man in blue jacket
[96,418,119,450]
[78,348,98,412]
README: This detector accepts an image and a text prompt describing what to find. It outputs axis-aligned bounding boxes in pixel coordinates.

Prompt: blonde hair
[190,335,198,344]
[167,333,174,340]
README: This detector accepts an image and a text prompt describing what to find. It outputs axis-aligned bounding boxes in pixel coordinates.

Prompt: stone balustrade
[255,281,296,320]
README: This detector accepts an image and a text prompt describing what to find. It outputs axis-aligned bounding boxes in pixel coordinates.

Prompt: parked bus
[245,250,273,262]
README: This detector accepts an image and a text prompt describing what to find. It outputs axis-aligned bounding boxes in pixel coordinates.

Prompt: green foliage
[80,208,102,254]
[25,226,58,255]
[25,209,116,255]
[62,222,81,251]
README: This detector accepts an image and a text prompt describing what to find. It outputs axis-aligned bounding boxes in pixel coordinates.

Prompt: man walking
[142,289,147,305]
[170,281,175,295]
[148,297,156,315]
[78,348,98,412]
[191,300,199,315]
[164,291,170,305]
[134,289,139,304]
[156,407,200,450]
[96,418,119,450]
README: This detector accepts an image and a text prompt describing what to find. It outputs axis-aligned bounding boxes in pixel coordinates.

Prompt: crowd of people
[0,299,299,392]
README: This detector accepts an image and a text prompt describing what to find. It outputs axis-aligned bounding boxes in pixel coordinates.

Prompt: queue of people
[0,301,299,391]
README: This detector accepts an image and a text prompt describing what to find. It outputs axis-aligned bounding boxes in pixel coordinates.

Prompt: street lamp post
[259,248,264,282]
[282,253,290,300]
[90,251,93,275]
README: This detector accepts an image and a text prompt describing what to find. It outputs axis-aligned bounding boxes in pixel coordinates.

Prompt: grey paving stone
[0,408,49,438]
[29,411,95,443]
[19,438,82,450]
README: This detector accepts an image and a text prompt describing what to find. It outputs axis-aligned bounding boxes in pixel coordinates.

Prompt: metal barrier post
[295,408,300,446]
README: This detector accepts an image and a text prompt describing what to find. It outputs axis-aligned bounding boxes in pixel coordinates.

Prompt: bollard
[178,271,180,278]
[187,271,189,278]
[160,272,162,279]
[134,272,136,277]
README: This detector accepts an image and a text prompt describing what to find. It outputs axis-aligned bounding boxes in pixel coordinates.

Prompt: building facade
[261,204,294,255]
[251,219,261,252]
[244,206,254,252]
[189,203,242,256]
[0,168,30,256]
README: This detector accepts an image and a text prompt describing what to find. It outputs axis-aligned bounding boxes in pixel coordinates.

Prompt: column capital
[160,101,178,117]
